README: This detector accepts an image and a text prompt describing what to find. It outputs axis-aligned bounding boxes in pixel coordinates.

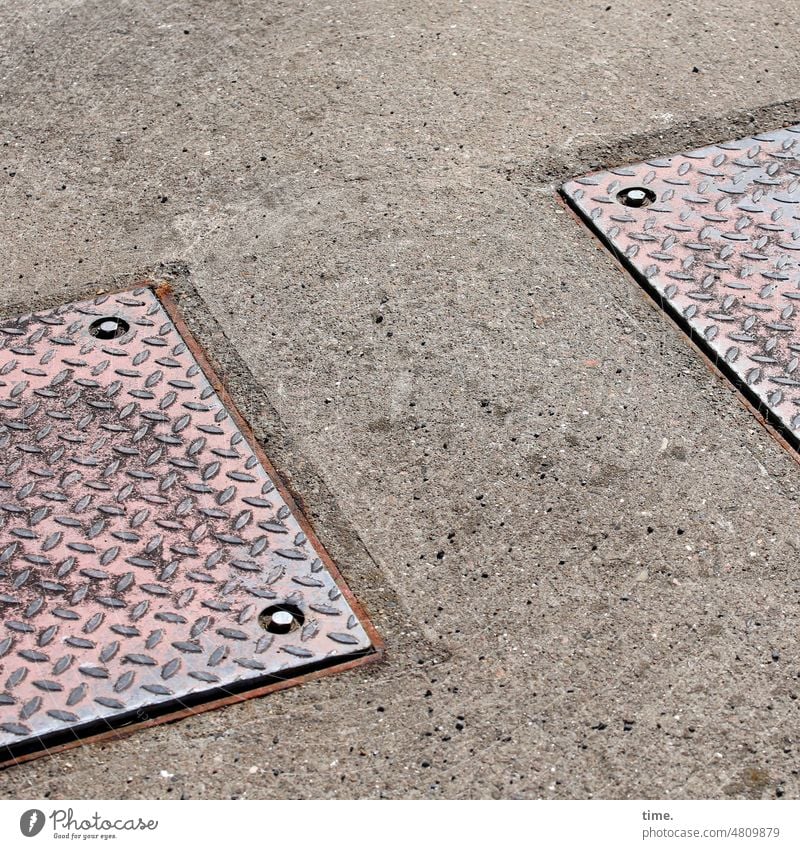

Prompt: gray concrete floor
[2,0,800,799]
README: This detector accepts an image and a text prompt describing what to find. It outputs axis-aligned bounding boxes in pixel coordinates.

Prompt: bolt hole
[89,316,130,339]
[259,603,305,634]
[616,186,656,208]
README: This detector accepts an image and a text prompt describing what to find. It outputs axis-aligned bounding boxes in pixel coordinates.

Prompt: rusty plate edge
[1,652,383,772]
[555,187,800,472]
[157,285,384,655]
[0,281,385,772]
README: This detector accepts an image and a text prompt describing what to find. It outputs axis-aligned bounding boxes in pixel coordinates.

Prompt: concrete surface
[2,0,800,799]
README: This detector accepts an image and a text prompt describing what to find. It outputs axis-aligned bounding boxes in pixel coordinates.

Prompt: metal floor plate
[0,286,378,766]
[562,124,800,437]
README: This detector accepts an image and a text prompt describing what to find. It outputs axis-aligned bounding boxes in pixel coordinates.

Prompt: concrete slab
[2,0,800,798]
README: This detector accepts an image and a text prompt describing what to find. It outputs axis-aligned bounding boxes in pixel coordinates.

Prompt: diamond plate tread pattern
[562,124,800,433]
[0,287,371,756]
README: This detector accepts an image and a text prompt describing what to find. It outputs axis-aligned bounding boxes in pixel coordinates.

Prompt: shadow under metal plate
[0,286,380,767]
[562,124,800,441]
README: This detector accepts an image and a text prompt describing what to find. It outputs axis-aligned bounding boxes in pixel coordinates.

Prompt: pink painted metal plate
[562,124,800,434]
[0,287,376,765]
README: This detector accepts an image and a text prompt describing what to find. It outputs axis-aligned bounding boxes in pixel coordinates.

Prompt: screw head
[259,603,305,634]
[89,316,130,339]
[616,186,656,208]
[270,610,295,631]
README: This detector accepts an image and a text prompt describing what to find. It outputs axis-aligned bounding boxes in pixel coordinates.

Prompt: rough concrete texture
[2,0,800,799]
